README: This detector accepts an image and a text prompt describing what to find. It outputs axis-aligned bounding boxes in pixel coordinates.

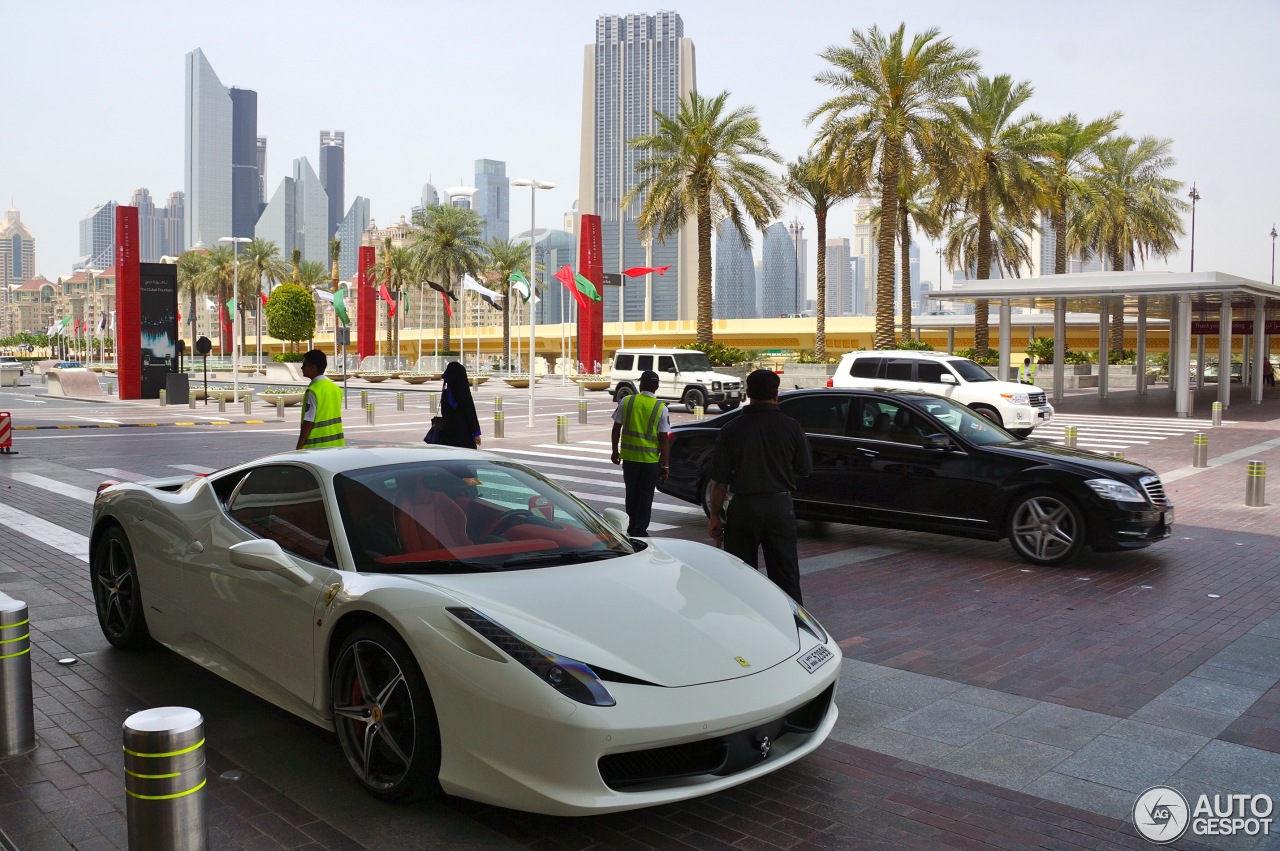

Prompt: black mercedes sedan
[658,389,1173,566]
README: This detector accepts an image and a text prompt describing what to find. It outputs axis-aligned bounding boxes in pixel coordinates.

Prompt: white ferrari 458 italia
[90,446,840,815]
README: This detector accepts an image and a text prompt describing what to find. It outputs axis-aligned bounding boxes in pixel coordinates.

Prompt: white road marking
[68,416,123,424]
[574,491,702,516]
[492,448,615,467]
[88,467,149,481]
[0,502,90,561]
[533,444,611,454]
[170,464,217,474]
[8,473,95,504]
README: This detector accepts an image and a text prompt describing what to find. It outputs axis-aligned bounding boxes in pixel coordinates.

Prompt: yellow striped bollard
[123,707,206,850]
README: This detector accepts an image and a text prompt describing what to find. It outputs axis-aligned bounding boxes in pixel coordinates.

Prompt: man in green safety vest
[610,370,672,537]
[297,349,345,450]
[1019,357,1038,385]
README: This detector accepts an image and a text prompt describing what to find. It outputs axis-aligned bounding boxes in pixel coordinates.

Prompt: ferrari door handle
[187,541,204,554]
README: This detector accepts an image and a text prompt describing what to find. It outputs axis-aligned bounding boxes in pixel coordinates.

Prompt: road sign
[194,336,212,355]
[603,273,622,287]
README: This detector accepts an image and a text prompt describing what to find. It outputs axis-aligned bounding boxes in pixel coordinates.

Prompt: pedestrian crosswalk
[1032,413,1227,451]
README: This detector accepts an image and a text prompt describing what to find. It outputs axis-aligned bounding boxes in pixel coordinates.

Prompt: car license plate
[1038,407,1053,421]
[798,645,834,674]
[1164,507,1175,526]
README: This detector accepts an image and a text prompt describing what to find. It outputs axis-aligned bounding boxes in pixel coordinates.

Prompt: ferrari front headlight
[790,599,829,644]
[448,608,616,707]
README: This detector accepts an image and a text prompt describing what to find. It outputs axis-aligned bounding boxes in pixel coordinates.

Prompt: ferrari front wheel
[331,624,441,801]
[90,526,155,650]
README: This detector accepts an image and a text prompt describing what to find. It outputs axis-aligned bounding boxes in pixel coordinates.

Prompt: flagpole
[417,281,424,366]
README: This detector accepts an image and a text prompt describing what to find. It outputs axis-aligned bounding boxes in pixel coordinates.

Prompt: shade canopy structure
[933,271,1280,415]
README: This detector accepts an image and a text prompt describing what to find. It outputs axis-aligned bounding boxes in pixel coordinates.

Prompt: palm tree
[176,250,209,346]
[940,74,1048,355]
[483,238,531,368]
[1033,113,1121,275]
[811,23,979,349]
[367,238,418,359]
[942,208,1036,283]
[238,238,289,357]
[197,245,237,354]
[625,90,783,343]
[1076,135,1186,349]
[784,155,858,360]
[411,205,484,354]
[867,153,947,338]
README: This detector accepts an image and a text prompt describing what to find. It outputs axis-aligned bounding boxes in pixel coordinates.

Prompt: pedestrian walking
[1019,356,1038,385]
[296,349,345,449]
[438,361,482,448]
[610,370,672,537]
[1265,359,1276,388]
[706,369,812,603]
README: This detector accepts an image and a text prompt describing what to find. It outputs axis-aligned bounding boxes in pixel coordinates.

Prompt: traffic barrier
[693,405,705,421]
[107,381,115,395]
[0,593,35,758]
[0,412,13,454]
[360,390,368,409]
[243,398,252,416]
[276,401,284,419]
[1212,401,1223,427]
[217,397,226,414]
[366,404,375,426]
[494,396,502,412]
[159,389,167,407]
[494,411,505,438]
[396,392,404,412]
[1246,460,1266,507]
[1192,432,1209,468]
[123,707,206,850]
[1063,425,1078,448]
[578,382,585,398]
[188,395,196,410]
[556,415,568,444]
[1110,452,1124,460]
[579,400,588,425]
[429,393,438,413]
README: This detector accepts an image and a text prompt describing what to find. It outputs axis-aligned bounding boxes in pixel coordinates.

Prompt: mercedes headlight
[712,381,722,391]
[790,599,829,644]
[1000,392,1030,406]
[448,608,615,706]
[1085,478,1145,503]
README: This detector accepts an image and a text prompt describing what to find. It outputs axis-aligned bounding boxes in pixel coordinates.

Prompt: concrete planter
[260,392,304,407]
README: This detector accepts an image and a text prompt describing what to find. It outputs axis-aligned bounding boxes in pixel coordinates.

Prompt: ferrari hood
[418,540,802,687]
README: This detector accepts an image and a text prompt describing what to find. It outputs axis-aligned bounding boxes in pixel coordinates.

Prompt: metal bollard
[494,396,503,412]
[360,390,368,409]
[1110,451,1124,460]
[188,395,196,410]
[556,415,568,444]
[276,400,284,419]
[1062,425,1077,448]
[579,382,585,398]
[1246,459,1266,507]
[217,397,226,414]
[1192,432,1209,468]
[0,593,35,758]
[494,411,505,438]
[1212,401,1223,427]
[429,392,438,413]
[243,397,252,416]
[693,405,705,421]
[159,389,167,407]
[107,381,115,395]
[123,707,206,851]
[366,404,375,426]
[579,400,588,425]
[396,392,405,412]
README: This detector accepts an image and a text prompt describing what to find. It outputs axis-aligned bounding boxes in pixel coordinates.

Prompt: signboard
[1191,320,1280,335]
[138,263,178,399]
[602,273,623,287]
[115,206,141,399]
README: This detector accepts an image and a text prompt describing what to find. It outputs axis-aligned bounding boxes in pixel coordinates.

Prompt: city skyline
[7,0,1278,291]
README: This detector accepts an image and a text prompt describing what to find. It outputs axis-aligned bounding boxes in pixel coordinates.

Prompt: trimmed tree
[265,283,316,353]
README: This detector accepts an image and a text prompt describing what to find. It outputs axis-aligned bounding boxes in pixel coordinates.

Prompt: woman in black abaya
[438,361,482,448]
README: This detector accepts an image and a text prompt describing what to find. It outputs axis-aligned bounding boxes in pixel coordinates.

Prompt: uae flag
[379,283,397,318]
[554,265,589,311]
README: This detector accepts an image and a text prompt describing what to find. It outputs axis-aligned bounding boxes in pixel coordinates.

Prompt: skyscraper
[164,192,185,259]
[474,159,509,243]
[714,222,757,319]
[78,201,117,270]
[254,157,329,265]
[579,11,696,322]
[320,131,345,240]
[825,238,852,317]
[229,87,259,239]
[184,48,233,251]
[851,199,877,317]
[788,224,809,314]
[256,137,268,206]
[760,223,798,319]
[337,197,371,281]
[1,207,36,334]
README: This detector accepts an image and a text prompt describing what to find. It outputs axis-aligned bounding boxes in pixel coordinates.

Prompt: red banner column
[114,206,141,400]
[578,214,605,373]
[357,246,376,360]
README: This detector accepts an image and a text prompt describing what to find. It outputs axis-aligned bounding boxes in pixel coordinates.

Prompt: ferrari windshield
[334,459,634,574]
[909,397,1017,446]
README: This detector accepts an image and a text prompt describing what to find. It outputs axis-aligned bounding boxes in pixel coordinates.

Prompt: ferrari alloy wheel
[1007,490,1085,566]
[332,625,441,801]
[90,526,154,650]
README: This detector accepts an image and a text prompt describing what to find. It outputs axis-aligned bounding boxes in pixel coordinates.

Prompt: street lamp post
[789,219,805,315]
[219,237,251,404]
[1271,225,1277,286]
[1188,183,1201,272]
[511,179,556,428]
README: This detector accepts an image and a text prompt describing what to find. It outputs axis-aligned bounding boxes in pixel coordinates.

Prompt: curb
[14,420,269,430]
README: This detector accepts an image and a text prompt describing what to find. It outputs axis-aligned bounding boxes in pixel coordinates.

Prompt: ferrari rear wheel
[332,624,441,801]
[90,526,155,650]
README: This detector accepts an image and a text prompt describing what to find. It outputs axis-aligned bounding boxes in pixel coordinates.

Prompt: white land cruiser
[830,350,1053,438]
[610,348,743,412]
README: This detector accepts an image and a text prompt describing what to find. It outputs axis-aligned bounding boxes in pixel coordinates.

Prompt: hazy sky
[8,0,1279,289]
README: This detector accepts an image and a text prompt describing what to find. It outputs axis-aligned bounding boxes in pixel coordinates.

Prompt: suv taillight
[825,377,833,387]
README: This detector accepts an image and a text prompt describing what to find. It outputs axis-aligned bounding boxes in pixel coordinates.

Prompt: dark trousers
[621,460,661,537]
[724,493,802,604]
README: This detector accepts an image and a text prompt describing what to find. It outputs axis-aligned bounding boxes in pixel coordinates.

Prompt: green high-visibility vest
[1020,362,1037,383]
[303,377,345,448]
[619,394,664,463]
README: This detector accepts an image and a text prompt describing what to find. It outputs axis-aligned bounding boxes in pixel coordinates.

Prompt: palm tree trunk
[442,272,453,353]
[1054,193,1068,276]
[1110,245,1125,351]
[974,185,993,357]
[502,296,511,368]
[899,203,912,339]
[874,150,900,350]
[814,208,828,361]
[696,185,713,344]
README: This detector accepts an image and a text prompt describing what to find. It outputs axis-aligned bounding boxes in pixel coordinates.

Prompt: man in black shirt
[707,369,812,603]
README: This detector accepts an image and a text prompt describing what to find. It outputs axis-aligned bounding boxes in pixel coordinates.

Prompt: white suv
[610,348,743,412]
[830,350,1053,437]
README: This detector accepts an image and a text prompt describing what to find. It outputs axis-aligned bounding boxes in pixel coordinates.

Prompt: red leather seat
[394,480,471,553]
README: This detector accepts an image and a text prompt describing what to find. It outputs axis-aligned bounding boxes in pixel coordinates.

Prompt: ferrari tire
[1007,489,1086,566]
[90,526,155,650]
[332,624,442,802]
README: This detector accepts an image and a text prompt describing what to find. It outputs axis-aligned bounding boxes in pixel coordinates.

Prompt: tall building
[444,186,477,209]
[825,238,853,317]
[851,199,877,316]
[229,87,259,239]
[184,48,233,251]
[787,223,809,315]
[78,201,117,270]
[254,157,329,265]
[256,137,268,205]
[164,192,185,259]
[130,188,185,262]
[337,197,371,281]
[473,159,509,243]
[579,11,696,322]
[513,229,577,326]
[851,256,868,315]
[714,221,757,319]
[421,181,440,210]
[320,131,345,240]
[1,207,37,334]
[760,223,798,318]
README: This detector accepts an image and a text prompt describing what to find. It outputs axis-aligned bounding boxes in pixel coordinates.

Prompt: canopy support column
[1136,296,1148,396]
[1253,296,1267,404]
[1098,297,1110,399]
[1175,294,1192,417]
[998,300,1011,382]
[1219,299,1232,410]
